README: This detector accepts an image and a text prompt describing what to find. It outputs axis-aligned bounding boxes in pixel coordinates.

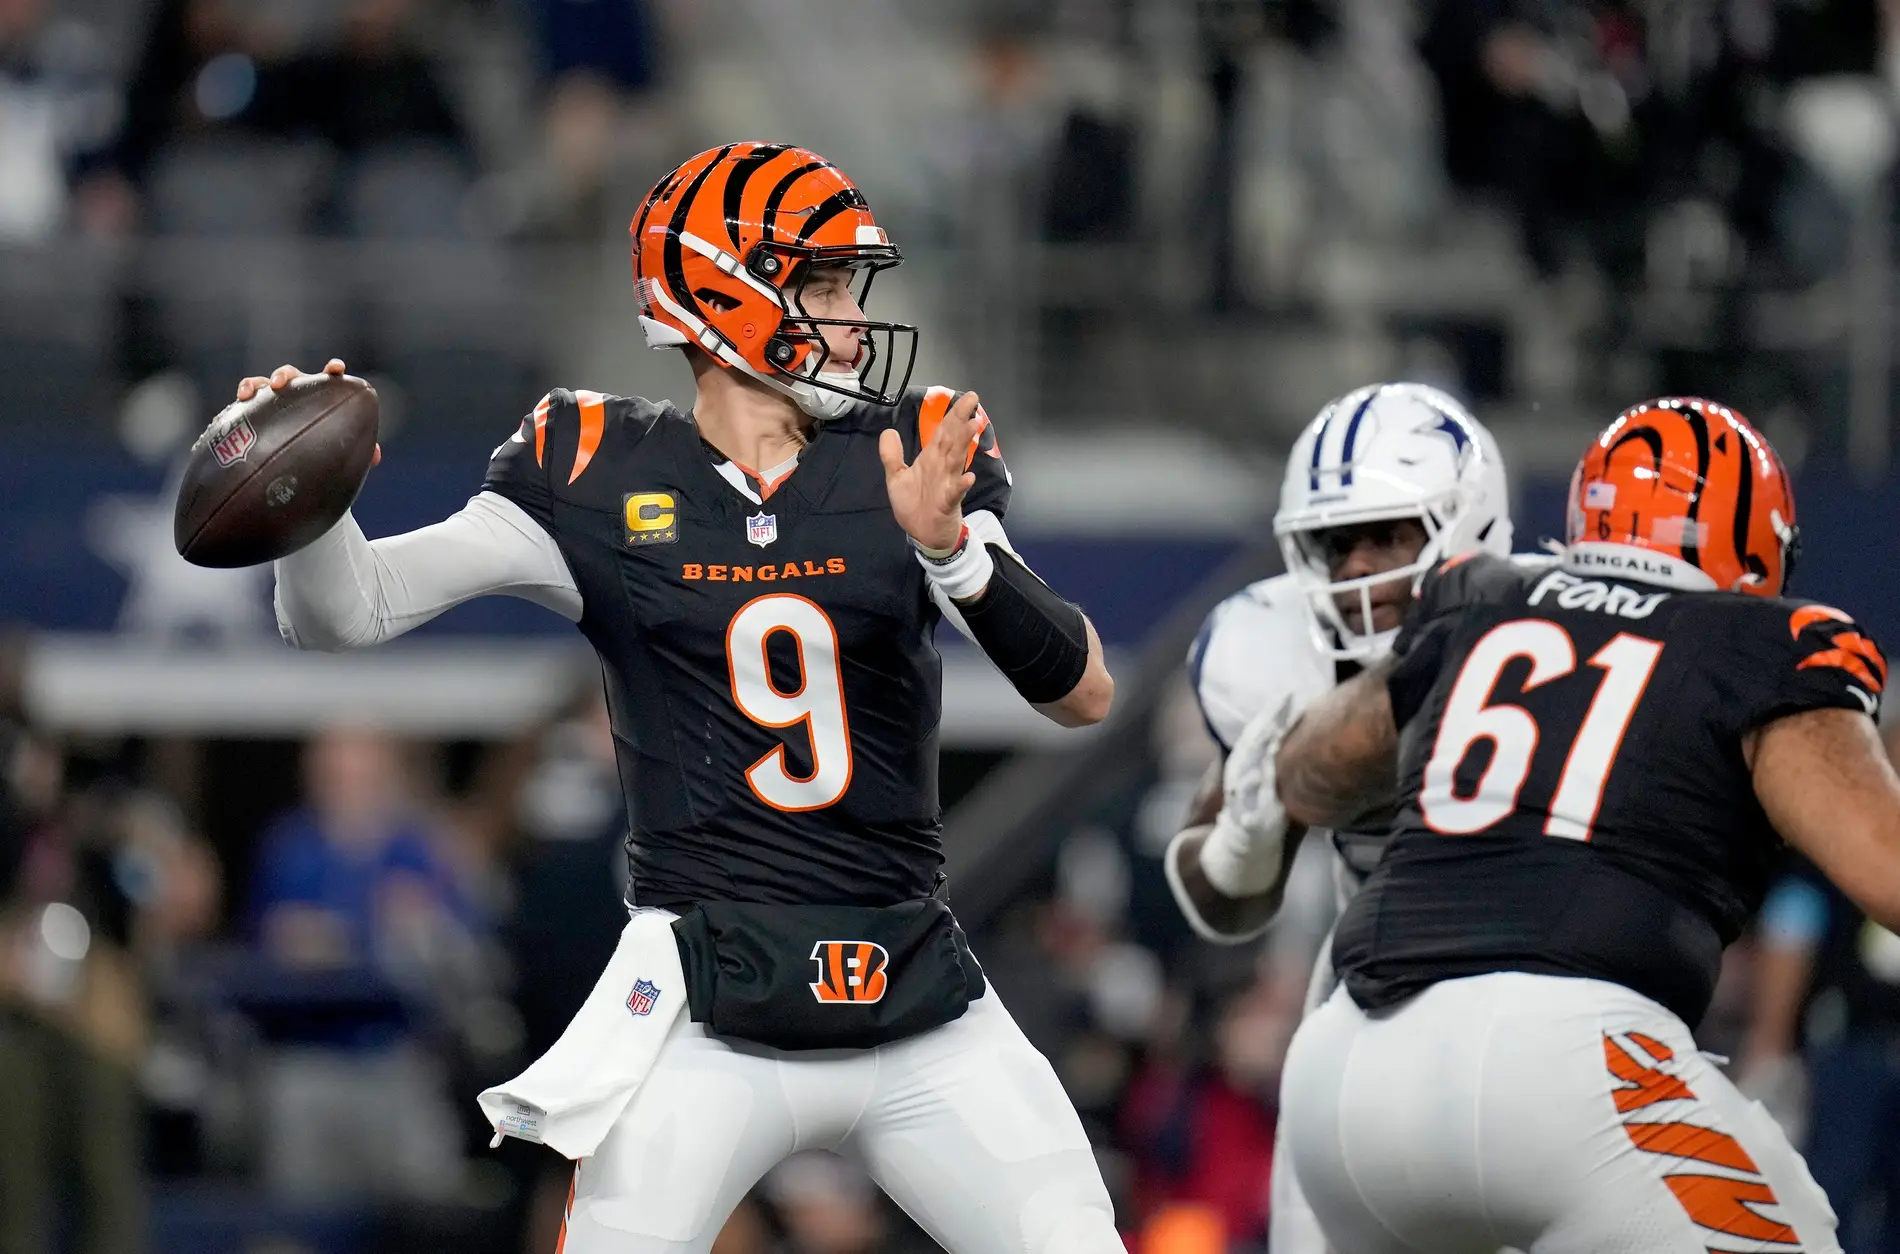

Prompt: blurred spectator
[248,726,478,977]
[0,722,147,1254]
[525,0,657,94]
[0,0,122,239]
[508,690,631,1254]
[290,0,469,164]
[764,1152,935,1254]
[244,726,473,1202]
[1742,722,1900,1254]
[1120,973,1300,1247]
[712,1196,774,1254]
[508,692,626,1061]
[106,0,472,232]
[1419,0,1642,277]
[505,0,667,239]
[107,0,287,203]
[112,790,221,973]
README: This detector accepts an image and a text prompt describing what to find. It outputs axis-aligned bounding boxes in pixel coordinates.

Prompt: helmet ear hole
[695,287,742,314]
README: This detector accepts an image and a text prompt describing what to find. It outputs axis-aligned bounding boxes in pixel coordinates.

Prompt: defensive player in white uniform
[1165,383,1515,1253]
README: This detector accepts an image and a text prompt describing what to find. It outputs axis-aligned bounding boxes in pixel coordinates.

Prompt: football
[173,373,380,568]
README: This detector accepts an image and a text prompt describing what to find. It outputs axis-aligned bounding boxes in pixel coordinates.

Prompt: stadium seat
[353,240,539,428]
[340,142,474,239]
[0,239,120,428]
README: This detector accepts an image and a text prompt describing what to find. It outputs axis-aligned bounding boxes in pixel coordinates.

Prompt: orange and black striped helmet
[630,142,917,417]
[1567,397,1800,596]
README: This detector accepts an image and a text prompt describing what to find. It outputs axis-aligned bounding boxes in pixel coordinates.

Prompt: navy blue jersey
[1334,552,1887,1025]
[485,385,1009,910]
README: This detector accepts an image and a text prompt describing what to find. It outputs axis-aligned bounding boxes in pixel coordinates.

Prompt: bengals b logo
[809,941,890,1004]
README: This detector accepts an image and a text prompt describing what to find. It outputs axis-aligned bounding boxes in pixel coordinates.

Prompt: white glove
[1201,696,1298,897]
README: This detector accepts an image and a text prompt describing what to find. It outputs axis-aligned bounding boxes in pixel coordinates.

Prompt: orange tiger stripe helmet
[1567,397,1800,596]
[630,142,917,419]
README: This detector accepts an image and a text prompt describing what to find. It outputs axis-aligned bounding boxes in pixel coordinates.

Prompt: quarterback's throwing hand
[878,392,980,553]
[233,359,380,468]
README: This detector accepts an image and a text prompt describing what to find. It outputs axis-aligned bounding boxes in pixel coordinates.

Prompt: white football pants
[1280,973,1841,1254]
[555,990,1120,1254]
[1266,925,1343,1254]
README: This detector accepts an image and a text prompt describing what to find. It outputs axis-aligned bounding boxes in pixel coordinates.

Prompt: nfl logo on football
[625,978,661,1017]
[210,417,257,468]
[746,512,778,548]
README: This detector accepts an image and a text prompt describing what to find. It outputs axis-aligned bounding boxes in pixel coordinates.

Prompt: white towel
[478,908,686,1160]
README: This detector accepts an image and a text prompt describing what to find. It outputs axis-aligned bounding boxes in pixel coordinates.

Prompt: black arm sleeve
[957,545,1091,705]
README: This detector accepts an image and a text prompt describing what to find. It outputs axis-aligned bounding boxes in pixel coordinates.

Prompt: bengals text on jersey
[1333,551,1888,1028]
[484,384,1008,912]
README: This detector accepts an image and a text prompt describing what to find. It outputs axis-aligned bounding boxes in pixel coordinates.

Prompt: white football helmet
[1275,383,1513,659]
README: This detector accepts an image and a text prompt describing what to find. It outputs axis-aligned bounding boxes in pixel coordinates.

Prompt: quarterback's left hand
[879,391,980,553]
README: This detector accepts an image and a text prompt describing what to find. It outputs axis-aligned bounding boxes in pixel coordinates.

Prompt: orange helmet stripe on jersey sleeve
[570,390,607,485]
[1789,604,1854,638]
[532,393,553,468]
[916,385,989,470]
[1798,633,1888,692]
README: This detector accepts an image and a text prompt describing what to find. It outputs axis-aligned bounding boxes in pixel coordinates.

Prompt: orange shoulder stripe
[915,385,989,470]
[916,386,954,450]
[571,390,607,485]
[1790,603,1854,639]
[1799,633,1887,692]
[532,393,553,467]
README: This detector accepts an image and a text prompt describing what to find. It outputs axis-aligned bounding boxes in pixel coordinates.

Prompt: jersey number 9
[1421,620,1664,840]
[727,594,853,811]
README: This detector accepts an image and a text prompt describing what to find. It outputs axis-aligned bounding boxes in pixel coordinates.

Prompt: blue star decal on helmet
[1424,407,1475,462]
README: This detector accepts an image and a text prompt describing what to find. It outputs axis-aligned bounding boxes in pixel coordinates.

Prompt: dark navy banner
[0,440,1242,647]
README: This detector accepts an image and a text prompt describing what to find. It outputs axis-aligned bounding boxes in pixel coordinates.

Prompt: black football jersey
[1333,552,1888,1026]
[484,385,1010,911]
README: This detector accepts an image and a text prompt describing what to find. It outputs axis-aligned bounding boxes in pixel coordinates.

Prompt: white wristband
[917,535,994,602]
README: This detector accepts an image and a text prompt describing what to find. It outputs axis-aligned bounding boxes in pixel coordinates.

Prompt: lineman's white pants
[556,991,1120,1254]
[1266,928,1342,1254]
[1280,973,1841,1254]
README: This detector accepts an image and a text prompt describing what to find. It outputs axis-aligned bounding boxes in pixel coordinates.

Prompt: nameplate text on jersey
[1528,569,1668,619]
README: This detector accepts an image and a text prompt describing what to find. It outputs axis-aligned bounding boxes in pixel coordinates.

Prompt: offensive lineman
[1164,383,1516,1252]
[1269,398,1887,1253]
[236,143,1122,1254]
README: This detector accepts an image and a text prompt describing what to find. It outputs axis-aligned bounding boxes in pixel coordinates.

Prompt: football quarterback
[1165,382,1515,1253]
[241,142,1120,1254]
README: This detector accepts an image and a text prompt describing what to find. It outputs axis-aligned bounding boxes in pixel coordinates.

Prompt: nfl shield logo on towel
[626,978,661,1017]
[746,512,778,548]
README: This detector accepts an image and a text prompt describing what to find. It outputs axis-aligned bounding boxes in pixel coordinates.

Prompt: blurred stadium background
[6,0,1900,1251]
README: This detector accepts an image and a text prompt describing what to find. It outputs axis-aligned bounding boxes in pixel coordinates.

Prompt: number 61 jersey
[1334,552,1888,1028]
[484,386,1009,912]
